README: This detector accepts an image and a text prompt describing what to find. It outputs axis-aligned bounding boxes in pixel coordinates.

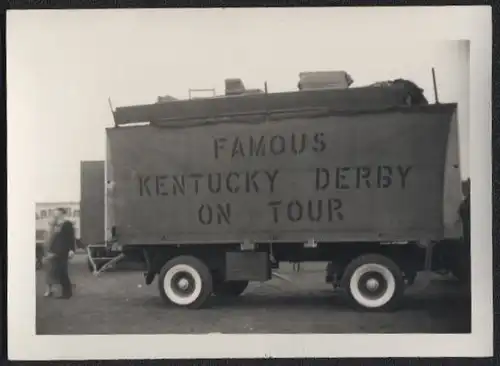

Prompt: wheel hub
[365,278,380,291]
[358,271,388,299]
[177,278,189,291]
[171,272,196,297]
[348,261,398,309]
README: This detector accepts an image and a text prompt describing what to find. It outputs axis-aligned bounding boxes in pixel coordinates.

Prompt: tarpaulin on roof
[112,80,427,126]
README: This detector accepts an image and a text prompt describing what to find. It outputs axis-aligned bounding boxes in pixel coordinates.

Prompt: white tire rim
[349,263,396,308]
[163,264,203,306]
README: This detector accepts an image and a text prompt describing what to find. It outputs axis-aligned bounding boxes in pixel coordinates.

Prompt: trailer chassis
[117,237,469,311]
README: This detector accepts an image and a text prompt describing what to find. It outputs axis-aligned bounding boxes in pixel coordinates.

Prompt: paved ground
[36,253,471,335]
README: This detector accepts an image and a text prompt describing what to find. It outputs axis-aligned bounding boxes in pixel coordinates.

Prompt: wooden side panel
[107,104,459,246]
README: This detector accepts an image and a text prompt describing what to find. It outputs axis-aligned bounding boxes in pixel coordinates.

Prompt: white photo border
[7,6,492,360]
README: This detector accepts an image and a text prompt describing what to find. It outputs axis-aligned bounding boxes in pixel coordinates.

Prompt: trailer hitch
[86,245,126,277]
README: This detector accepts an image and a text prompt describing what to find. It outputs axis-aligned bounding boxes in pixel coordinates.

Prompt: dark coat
[49,220,76,257]
[459,194,470,242]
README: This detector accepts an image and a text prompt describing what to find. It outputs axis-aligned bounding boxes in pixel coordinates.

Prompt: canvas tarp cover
[106,103,459,246]
[112,81,427,126]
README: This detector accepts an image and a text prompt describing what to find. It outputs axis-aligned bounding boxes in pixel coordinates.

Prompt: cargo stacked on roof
[112,71,428,126]
[298,70,354,90]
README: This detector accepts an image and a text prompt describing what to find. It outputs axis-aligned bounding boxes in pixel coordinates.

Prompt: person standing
[453,179,471,284]
[43,218,58,297]
[46,208,76,299]
[459,179,471,245]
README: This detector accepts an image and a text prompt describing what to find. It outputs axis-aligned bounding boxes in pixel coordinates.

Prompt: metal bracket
[241,239,256,251]
[416,239,429,248]
[143,249,151,270]
[269,242,277,264]
[381,241,409,245]
[423,241,436,271]
[304,238,317,248]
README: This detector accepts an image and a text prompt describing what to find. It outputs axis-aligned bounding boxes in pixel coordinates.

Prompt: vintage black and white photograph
[7,7,492,360]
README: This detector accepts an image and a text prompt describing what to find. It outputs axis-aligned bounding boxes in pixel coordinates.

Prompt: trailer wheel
[158,256,213,309]
[341,254,404,311]
[213,280,249,297]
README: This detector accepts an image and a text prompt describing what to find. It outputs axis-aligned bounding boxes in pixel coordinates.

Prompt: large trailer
[101,74,469,311]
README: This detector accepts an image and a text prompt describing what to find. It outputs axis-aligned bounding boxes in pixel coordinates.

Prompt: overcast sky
[7,9,470,203]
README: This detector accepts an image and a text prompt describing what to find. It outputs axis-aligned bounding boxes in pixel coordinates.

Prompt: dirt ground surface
[36,252,471,335]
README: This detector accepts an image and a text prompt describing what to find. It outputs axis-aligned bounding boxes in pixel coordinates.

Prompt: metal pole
[432,68,439,104]
[264,81,269,120]
[108,97,117,126]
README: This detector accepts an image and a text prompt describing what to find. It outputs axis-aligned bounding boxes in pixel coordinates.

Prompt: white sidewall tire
[158,256,213,309]
[342,254,404,311]
[349,264,396,309]
[163,264,203,306]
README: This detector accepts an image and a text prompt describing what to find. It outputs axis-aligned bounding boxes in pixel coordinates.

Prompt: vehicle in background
[96,70,469,311]
[80,160,125,272]
[35,229,45,270]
